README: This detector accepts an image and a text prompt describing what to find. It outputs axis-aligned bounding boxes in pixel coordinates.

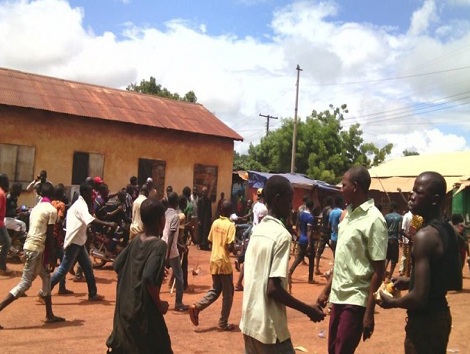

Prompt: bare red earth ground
[1,245,469,354]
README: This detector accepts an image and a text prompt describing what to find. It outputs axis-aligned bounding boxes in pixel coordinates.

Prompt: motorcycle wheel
[89,244,107,269]
[4,230,25,263]
[0,245,23,263]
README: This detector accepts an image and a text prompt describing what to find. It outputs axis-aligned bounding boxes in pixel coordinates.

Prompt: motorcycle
[88,223,128,268]
[6,229,27,261]
[3,208,30,262]
[232,223,251,257]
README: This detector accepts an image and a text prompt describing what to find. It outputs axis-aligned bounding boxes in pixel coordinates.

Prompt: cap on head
[93,176,104,184]
[146,177,153,183]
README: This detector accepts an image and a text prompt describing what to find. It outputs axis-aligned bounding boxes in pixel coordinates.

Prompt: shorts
[243,335,295,354]
[386,238,399,263]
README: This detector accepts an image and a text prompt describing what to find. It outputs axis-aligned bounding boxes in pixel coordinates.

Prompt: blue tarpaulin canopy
[240,170,339,192]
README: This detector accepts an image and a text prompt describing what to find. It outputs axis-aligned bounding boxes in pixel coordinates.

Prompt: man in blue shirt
[328,196,343,257]
[289,199,316,284]
[384,202,403,279]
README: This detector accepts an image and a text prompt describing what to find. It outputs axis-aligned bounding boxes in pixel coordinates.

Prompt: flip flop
[217,323,234,332]
[189,304,199,326]
[44,316,65,324]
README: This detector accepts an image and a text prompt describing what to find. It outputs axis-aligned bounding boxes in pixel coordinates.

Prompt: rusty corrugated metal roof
[0,67,243,141]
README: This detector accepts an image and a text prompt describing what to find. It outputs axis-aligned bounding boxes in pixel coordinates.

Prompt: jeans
[289,243,315,282]
[241,224,252,239]
[168,256,184,306]
[50,243,97,298]
[196,273,234,328]
[56,247,67,291]
[0,225,11,270]
[181,248,189,289]
[316,232,330,259]
[10,250,51,297]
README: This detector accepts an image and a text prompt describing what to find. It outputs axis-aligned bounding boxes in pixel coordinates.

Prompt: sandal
[189,304,199,326]
[217,323,234,332]
[175,304,189,312]
[44,316,65,324]
[234,284,243,291]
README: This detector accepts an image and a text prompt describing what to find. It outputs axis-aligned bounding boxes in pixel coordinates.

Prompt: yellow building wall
[1,106,235,212]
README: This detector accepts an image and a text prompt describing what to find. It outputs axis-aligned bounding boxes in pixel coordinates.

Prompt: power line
[405,44,470,72]
[343,90,470,122]
[365,100,470,125]
[230,103,271,130]
[364,120,470,127]
[239,97,469,137]
[347,95,470,126]
[313,65,470,86]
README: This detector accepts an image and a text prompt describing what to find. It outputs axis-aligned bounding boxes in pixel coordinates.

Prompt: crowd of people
[0,166,468,353]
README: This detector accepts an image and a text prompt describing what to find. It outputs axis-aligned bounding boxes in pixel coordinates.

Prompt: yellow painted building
[0,67,242,208]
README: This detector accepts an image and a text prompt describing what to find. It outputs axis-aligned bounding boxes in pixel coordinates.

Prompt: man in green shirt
[318,166,388,354]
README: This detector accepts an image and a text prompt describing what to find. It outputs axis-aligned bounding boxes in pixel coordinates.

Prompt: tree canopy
[403,149,420,156]
[127,76,197,103]
[234,104,393,184]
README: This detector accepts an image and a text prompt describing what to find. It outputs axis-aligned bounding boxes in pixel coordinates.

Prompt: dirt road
[1,245,469,354]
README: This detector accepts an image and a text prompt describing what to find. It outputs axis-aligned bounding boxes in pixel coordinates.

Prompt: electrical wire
[312,65,470,86]
[364,100,470,125]
[343,90,470,122]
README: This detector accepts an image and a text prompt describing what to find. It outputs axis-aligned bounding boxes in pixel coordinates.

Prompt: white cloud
[0,0,469,159]
[377,129,468,158]
[408,0,438,36]
[0,0,86,70]
[447,0,470,6]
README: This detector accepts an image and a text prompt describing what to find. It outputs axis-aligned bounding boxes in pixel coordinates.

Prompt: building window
[138,158,166,198]
[0,143,35,188]
[193,164,218,202]
[72,151,104,185]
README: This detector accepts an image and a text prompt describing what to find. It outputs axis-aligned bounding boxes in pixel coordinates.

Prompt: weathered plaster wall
[1,106,235,211]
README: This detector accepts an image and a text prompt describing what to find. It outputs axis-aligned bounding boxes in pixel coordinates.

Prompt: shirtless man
[377,171,462,354]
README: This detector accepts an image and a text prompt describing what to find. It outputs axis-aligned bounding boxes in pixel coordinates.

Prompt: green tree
[127,77,197,103]
[244,104,392,184]
[183,90,198,103]
[403,149,419,156]
[233,151,266,171]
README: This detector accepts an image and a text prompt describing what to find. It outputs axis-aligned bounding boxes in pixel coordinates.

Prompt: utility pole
[290,64,302,174]
[259,113,278,136]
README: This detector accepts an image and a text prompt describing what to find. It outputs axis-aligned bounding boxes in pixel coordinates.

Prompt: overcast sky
[1,0,469,159]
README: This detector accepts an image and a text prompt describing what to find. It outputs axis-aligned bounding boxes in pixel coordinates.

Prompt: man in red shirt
[0,174,12,275]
